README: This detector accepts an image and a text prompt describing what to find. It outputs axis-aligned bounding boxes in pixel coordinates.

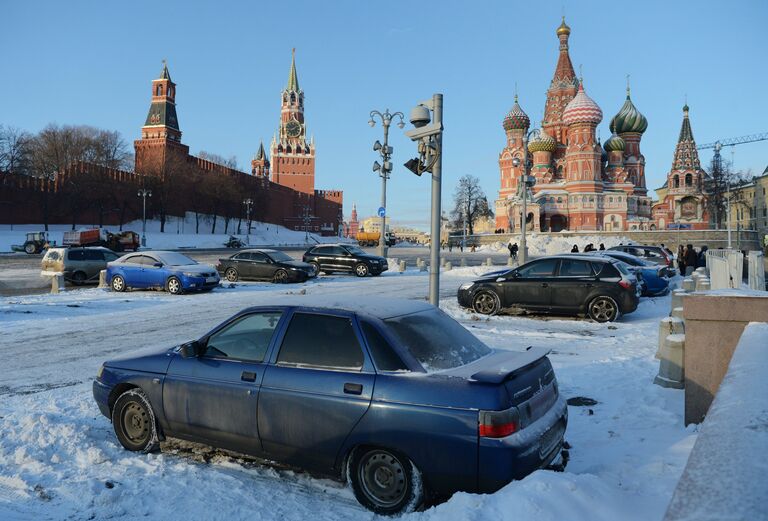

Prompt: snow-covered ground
[0,267,696,520]
[0,213,352,253]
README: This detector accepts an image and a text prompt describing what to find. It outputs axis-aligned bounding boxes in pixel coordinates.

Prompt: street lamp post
[137,188,152,247]
[511,129,539,264]
[243,198,253,245]
[369,109,405,258]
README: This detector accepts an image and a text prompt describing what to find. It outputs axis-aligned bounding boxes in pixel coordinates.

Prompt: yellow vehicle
[357,231,395,247]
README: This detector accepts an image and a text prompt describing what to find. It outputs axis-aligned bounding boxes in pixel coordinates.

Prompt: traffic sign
[378,207,386,217]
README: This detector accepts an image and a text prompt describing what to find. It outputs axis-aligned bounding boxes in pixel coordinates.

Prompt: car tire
[587,295,619,323]
[472,290,501,315]
[72,271,87,286]
[166,276,183,295]
[273,269,288,284]
[309,262,321,276]
[111,275,126,292]
[349,447,424,516]
[111,388,160,453]
[355,263,369,277]
[224,268,239,282]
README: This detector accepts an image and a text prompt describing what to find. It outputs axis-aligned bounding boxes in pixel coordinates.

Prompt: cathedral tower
[270,49,316,194]
[542,17,579,159]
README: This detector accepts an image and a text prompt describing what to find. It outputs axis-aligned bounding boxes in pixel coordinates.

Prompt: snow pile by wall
[476,234,633,256]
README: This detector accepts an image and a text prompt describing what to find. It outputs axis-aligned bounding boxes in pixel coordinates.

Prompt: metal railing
[705,249,743,289]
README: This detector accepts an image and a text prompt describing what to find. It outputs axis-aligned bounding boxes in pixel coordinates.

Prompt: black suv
[302,244,388,277]
[457,255,639,322]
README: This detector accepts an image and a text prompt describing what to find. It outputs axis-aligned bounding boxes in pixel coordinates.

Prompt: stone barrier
[445,261,452,271]
[460,258,467,267]
[671,289,687,311]
[486,257,493,266]
[671,307,684,320]
[695,277,710,291]
[98,270,108,288]
[681,278,695,292]
[657,317,685,359]
[51,274,65,294]
[398,261,406,273]
[654,334,685,389]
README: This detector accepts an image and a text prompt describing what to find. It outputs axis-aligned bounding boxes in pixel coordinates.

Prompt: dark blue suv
[93,297,567,514]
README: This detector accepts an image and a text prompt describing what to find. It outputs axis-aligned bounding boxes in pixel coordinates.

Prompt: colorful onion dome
[502,95,530,131]
[556,16,571,36]
[604,133,626,152]
[609,89,648,134]
[562,83,603,126]
[528,129,556,153]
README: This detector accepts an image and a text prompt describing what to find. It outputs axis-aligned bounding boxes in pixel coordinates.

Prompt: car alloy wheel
[166,276,183,295]
[111,275,126,292]
[350,448,423,515]
[588,296,618,323]
[225,268,239,282]
[355,263,369,277]
[111,388,160,453]
[473,290,500,315]
[309,262,320,275]
[273,269,288,283]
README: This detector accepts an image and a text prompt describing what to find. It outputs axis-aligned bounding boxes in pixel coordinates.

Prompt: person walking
[510,242,519,260]
[598,243,605,251]
[677,245,686,275]
[507,242,514,258]
[571,244,580,253]
[684,244,697,276]
[696,245,708,268]
[448,241,453,252]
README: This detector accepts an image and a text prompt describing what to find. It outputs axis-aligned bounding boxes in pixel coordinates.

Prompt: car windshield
[267,251,294,262]
[155,252,197,266]
[344,245,366,255]
[384,309,491,371]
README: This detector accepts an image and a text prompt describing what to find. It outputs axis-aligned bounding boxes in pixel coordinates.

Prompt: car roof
[545,254,614,263]
[241,248,278,253]
[241,296,434,320]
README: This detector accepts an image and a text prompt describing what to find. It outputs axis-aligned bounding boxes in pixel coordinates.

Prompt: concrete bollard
[440,257,446,267]
[51,274,65,294]
[460,258,467,267]
[657,316,685,359]
[416,257,422,267]
[694,266,707,277]
[654,333,685,389]
[486,257,493,266]
[445,261,452,271]
[507,257,516,266]
[419,262,428,272]
[671,306,684,320]
[399,260,406,273]
[681,278,696,292]
[98,269,108,288]
[696,278,711,291]
[671,289,687,311]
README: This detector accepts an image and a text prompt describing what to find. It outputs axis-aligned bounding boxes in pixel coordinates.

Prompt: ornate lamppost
[369,109,405,258]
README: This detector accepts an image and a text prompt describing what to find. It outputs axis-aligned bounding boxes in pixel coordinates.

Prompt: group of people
[570,243,605,253]
[677,244,708,276]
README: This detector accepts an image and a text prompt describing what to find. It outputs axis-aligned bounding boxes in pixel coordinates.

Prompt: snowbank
[476,234,633,256]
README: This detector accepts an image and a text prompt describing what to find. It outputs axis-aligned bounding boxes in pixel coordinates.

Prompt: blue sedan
[107,251,220,295]
[93,298,568,514]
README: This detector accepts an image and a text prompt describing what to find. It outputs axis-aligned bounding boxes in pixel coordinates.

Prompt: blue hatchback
[93,297,568,514]
[588,251,670,296]
[106,251,219,295]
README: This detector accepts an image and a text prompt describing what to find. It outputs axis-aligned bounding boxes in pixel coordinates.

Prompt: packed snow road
[0,267,696,520]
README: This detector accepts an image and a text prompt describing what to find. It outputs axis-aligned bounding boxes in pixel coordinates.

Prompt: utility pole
[369,109,405,258]
[243,198,253,245]
[511,129,538,264]
[137,189,152,247]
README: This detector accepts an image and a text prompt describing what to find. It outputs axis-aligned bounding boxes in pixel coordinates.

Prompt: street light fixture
[510,128,539,264]
[243,198,253,245]
[369,109,405,258]
[137,188,152,247]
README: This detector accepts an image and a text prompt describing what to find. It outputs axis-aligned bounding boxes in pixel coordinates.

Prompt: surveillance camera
[404,121,443,142]
[409,105,431,128]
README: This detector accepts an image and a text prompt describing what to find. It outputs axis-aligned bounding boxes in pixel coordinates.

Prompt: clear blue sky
[2,0,766,229]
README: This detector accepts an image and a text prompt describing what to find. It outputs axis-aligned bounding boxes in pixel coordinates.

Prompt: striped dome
[562,83,603,126]
[528,129,556,153]
[503,95,530,131]
[609,92,648,134]
[604,133,626,152]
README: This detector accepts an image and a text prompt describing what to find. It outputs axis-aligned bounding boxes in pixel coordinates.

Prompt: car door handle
[241,371,257,382]
[343,383,363,395]
[541,282,549,288]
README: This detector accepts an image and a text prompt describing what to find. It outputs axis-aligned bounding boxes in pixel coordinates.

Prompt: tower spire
[672,104,700,170]
[287,48,300,92]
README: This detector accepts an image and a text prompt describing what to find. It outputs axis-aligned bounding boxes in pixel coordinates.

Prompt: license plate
[539,422,565,458]
[206,277,217,283]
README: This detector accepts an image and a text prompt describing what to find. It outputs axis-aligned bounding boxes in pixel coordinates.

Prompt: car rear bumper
[477,394,568,493]
[620,291,640,313]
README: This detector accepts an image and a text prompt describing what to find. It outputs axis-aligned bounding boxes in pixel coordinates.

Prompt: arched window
[609,196,614,203]
[673,175,680,188]
[290,93,296,104]
[156,85,162,96]
[557,197,563,203]
[685,173,693,187]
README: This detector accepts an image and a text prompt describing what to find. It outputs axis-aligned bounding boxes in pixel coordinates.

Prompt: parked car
[41,246,121,285]
[302,244,388,277]
[608,245,675,275]
[457,255,640,322]
[106,251,219,294]
[93,297,567,515]
[216,249,317,283]
[587,251,670,296]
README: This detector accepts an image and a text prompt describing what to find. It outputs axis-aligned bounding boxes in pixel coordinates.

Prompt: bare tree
[450,175,494,236]
[0,125,33,175]
[198,150,239,171]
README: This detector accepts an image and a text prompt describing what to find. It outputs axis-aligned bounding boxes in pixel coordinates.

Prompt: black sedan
[302,243,388,277]
[216,249,317,283]
[457,254,640,322]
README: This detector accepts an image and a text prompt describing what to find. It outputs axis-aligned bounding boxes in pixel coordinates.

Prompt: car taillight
[618,279,632,290]
[479,407,520,438]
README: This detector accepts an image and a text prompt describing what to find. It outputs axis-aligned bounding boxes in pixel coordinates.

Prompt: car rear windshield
[383,309,491,371]
[613,261,632,276]
[155,252,197,266]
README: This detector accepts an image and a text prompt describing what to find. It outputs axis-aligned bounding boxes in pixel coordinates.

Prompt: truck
[63,228,140,252]
[357,231,396,247]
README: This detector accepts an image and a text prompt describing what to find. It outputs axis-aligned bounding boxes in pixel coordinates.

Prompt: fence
[747,251,766,291]
[705,249,743,290]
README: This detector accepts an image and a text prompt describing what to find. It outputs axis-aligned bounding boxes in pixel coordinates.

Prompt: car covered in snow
[457,255,640,322]
[93,297,568,515]
[106,251,219,295]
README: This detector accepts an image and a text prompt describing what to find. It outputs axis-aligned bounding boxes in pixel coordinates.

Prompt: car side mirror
[153,262,163,268]
[179,341,203,358]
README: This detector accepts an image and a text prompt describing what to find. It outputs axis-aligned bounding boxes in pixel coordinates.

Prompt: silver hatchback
[41,247,120,285]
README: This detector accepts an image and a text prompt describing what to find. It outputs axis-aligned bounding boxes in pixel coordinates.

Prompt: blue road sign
[378,207,386,217]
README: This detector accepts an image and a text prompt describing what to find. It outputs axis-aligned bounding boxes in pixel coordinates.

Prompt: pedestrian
[571,244,579,253]
[448,241,453,252]
[511,242,518,260]
[599,243,605,251]
[471,244,477,253]
[459,242,464,253]
[684,244,697,276]
[696,245,708,268]
[677,245,686,275]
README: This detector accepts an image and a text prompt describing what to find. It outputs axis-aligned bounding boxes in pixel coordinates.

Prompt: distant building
[722,170,768,241]
[346,203,360,238]
[360,216,390,233]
